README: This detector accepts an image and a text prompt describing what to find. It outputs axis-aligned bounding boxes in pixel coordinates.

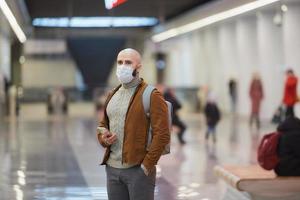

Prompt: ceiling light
[33,18,69,27]
[281,4,288,12]
[32,17,158,28]
[19,56,26,64]
[152,0,280,42]
[0,0,26,43]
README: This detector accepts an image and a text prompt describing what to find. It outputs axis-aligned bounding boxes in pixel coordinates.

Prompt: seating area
[214,165,300,200]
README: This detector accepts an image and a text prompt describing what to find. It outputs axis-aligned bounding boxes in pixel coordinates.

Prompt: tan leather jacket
[97,80,170,171]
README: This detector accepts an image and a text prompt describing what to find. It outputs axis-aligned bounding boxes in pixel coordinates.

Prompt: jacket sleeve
[97,93,111,148]
[204,104,209,117]
[174,98,182,110]
[142,89,170,171]
[216,105,221,122]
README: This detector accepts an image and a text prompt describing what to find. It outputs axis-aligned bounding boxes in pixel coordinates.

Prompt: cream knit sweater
[106,77,141,168]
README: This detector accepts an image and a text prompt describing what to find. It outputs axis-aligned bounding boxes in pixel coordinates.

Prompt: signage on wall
[104,0,127,10]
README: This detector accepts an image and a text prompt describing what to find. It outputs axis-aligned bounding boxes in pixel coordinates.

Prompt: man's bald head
[117,48,142,70]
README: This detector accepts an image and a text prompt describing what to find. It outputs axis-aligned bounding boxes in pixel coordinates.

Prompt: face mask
[116,65,135,84]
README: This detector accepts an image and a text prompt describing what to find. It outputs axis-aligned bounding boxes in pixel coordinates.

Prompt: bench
[214,165,300,200]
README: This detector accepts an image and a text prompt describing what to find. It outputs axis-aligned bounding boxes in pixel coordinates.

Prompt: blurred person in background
[163,88,187,145]
[249,72,264,130]
[0,71,5,118]
[204,91,221,143]
[47,87,68,115]
[228,77,238,113]
[282,69,298,118]
[4,75,9,116]
[275,117,300,176]
[0,71,9,117]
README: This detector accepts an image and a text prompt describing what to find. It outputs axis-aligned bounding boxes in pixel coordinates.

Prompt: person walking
[282,69,298,118]
[163,88,187,145]
[228,78,238,113]
[249,72,264,130]
[204,92,221,143]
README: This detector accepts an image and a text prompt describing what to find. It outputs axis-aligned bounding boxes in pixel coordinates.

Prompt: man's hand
[101,130,117,146]
[141,164,149,176]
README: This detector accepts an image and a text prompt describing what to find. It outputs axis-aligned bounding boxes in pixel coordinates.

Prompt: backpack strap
[143,85,156,117]
[142,85,156,150]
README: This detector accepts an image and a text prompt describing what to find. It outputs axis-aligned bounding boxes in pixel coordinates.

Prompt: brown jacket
[97,80,170,171]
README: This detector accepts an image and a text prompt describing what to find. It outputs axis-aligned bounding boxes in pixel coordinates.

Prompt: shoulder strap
[143,85,156,117]
[143,85,155,151]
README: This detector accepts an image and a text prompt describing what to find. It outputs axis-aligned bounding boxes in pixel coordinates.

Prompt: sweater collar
[122,77,141,89]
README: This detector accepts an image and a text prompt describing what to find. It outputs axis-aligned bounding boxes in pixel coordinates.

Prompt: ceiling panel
[24,0,216,21]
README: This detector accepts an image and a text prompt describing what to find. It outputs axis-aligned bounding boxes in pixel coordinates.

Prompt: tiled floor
[0,104,277,200]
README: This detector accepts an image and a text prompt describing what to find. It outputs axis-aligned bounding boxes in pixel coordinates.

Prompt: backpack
[143,85,172,155]
[257,132,282,170]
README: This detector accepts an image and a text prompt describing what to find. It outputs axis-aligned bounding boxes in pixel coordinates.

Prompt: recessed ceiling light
[281,4,288,12]
[0,0,26,43]
[32,17,158,28]
[152,0,280,42]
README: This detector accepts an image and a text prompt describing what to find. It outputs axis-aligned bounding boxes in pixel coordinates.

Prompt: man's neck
[122,77,141,89]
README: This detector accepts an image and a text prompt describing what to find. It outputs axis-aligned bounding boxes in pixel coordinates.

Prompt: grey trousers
[105,165,156,200]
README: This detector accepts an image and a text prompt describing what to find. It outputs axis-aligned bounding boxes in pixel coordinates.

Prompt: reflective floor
[0,104,277,200]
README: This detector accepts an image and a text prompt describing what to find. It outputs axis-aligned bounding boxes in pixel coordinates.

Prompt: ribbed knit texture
[106,77,141,168]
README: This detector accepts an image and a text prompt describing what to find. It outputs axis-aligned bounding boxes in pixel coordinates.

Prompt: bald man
[97,48,170,200]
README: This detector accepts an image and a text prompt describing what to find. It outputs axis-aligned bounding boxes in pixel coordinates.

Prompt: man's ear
[136,64,142,72]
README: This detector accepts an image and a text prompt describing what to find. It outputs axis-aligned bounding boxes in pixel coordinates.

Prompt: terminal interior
[0,0,300,199]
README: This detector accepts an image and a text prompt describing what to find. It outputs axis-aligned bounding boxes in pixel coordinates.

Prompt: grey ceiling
[24,0,215,21]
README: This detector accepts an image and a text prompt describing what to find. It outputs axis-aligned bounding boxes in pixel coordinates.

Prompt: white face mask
[116,65,135,84]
